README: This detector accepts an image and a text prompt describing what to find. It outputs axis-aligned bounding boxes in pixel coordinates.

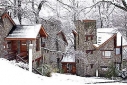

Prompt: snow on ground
[0,58,126,85]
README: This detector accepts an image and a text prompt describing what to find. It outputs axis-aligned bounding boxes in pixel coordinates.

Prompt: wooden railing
[16,54,27,63]
[16,54,43,75]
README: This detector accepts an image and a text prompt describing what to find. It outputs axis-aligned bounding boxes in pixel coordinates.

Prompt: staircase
[16,54,43,75]
[16,52,28,63]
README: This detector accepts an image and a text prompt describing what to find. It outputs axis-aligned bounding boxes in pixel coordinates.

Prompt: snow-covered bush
[37,64,53,77]
[10,60,29,70]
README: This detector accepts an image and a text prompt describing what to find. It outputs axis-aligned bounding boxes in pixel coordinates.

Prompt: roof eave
[5,38,36,41]
[40,26,48,37]
[96,34,117,49]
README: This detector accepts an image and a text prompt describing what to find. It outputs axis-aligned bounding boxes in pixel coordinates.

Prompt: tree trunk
[18,0,22,24]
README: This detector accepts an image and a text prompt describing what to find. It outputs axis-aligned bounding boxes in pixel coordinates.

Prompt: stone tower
[74,20,97,76]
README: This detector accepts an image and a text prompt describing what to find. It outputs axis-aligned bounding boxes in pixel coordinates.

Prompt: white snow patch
[0,58,126,85]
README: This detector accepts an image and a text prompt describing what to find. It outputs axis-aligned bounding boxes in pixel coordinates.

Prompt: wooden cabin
[5,25,48,68]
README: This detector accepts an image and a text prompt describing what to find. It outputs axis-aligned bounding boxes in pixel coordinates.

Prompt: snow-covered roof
[6,24,47,40]
[94,28,127,47]
[61,55,75,63]
[12,17,20,25]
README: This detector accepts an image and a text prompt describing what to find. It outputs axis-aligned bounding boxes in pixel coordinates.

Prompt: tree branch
[122,0,127,9]
[57,0,74,10]
[100,1,127,12]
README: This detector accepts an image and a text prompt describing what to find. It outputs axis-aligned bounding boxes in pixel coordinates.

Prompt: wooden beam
[5,38,36,41]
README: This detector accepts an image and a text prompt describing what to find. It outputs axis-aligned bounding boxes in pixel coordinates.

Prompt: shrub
[105,64,118,79]
[37,64,52,77]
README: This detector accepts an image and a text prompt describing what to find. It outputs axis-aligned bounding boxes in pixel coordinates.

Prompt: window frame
[102,51,112,58]
[115,47,120,55]
[86,50,94,54]
[85,35,94,41]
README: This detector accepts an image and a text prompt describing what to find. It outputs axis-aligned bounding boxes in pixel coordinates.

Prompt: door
[62,63,67,73]
[11,41,18,52]
[20,40,27,56]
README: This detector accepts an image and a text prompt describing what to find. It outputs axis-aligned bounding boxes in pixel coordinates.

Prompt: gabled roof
[93,34,116,49]
[6,24,48,40]
[93,28,127,49]
[1,12,15,25]
[57,31,68,45]
[83,20,96,23]
[72,30,78,36]
[61,55,75,63]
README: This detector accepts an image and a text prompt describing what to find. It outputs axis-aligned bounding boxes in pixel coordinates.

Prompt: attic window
[101,66,108,71]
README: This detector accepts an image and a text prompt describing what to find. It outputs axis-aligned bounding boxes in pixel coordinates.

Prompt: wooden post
[29,44,33,72]
[120,36,123,70]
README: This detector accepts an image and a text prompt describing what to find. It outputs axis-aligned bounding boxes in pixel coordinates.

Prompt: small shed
[61,55,76,74]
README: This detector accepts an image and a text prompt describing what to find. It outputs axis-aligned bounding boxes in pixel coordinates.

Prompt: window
[116,48,120,55]
[6,42,11,49]
[85,35,94,41]
[86,50,93,54]
[74,35,76,50]
[41,42,45,47]
[77,59,79,63]
[101,67,108,71]
[102,51,111,58]
[90,64,94,68]
[36,38,40,51]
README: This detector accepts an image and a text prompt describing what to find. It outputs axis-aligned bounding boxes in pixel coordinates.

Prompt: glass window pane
[116,48,120,55]
[105,51,111,56]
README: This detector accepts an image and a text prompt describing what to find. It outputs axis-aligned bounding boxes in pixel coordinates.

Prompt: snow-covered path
[0,58,126,85]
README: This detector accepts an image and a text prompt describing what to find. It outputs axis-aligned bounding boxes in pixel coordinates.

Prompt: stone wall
[0,13,14,58]
[75,20,97,76]
[41,19,66,69]
[32,38,42,68]
[83,34,121,76]
[74,20,96,51]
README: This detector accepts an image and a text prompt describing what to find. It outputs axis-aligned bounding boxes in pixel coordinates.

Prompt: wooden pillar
[29,44,33,72]
[17,40,20,54]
